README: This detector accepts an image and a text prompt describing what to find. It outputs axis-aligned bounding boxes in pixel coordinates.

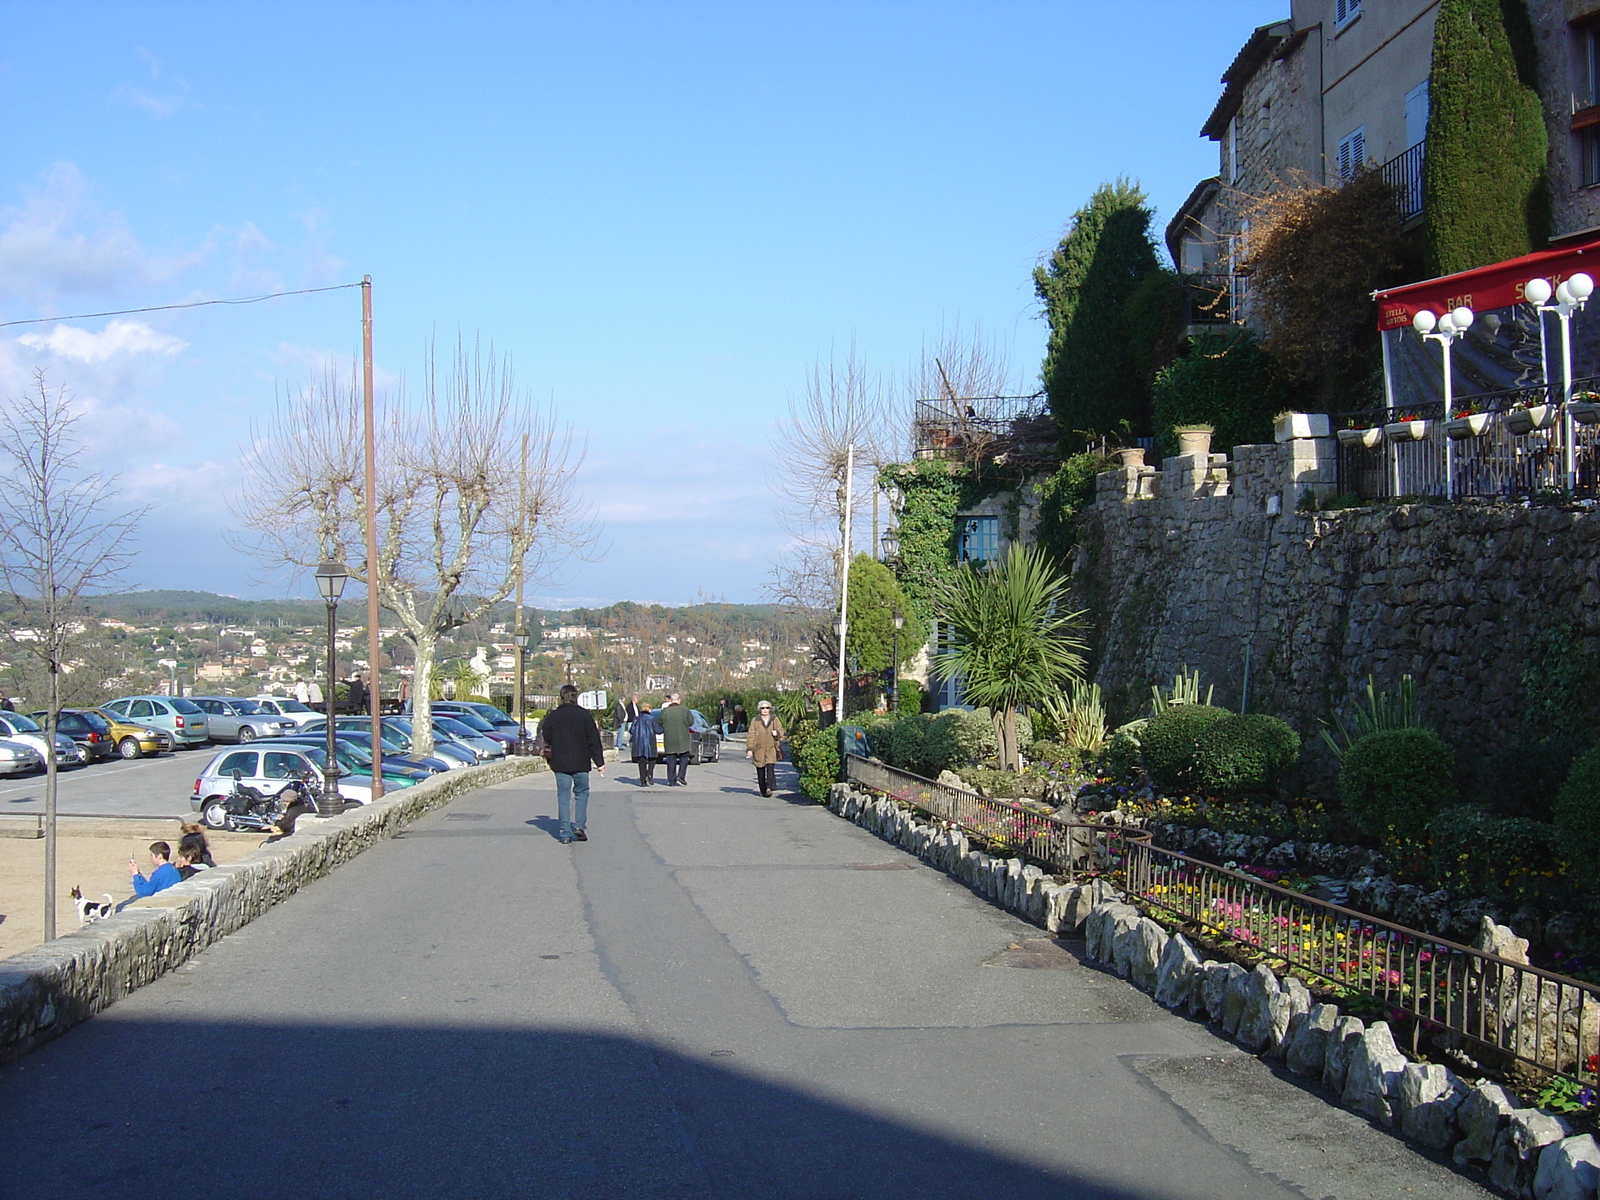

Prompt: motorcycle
[202,768,332,833]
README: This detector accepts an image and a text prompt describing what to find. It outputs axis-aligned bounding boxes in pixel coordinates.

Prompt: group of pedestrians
[537,689,789,843]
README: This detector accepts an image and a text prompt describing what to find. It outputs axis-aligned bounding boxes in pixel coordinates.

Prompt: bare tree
[0,370,144,940]
[768,346,895,614]
[904,325,1025,470]
[234,338,595,754]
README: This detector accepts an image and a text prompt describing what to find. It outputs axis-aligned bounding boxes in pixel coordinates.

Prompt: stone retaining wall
[0,757,550,1066]
[825,781,1600,1200]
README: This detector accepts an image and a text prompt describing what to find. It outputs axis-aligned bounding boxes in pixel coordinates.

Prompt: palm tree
[933,543,1089,770]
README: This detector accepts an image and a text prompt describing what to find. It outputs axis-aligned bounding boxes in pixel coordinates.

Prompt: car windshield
[277,699,314,712]
[301,744,364,774]
[170,698,204,715]
[468,704,512,723]
[444,711,494,732]
[231,700,267,715]
[75,712,111,732]
[433,717,478,737]
[7,713,41,733]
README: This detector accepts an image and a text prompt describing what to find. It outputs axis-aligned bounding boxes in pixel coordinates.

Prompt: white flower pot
[1383,420,1429,441]
[1274,412,1330,442]
[1444,414,1492,440]
[1337,427,1384,449]
[1505,404,1558,435]
[1570,401,1600,426]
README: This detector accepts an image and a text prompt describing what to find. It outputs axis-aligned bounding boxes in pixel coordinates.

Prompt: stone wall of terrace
[1072,425,1600,791]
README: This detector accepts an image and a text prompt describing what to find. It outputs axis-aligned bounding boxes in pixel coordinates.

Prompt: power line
[0,281,364,330]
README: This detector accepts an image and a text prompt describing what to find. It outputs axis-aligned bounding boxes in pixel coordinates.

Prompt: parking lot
[0,749,210,820]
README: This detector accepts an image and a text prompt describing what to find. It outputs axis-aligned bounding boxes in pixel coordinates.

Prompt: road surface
[0,752,1494,1198]
[0,748,205,819]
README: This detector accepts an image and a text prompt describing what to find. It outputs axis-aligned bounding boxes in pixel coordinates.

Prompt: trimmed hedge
[1339,728,1457,841]
[795,725,841,801]
[1193,713,1300,797]
[1428,805,1558,900]
[1140,704,1230,793]
[1555,745,1600,889]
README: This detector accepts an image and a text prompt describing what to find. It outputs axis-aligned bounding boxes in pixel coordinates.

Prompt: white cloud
[18,319,186,363]
[111,47,194,119]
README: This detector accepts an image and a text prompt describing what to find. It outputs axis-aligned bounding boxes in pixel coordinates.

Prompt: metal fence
[1379,140,1425,224]
[1333,382,1600,501]
[845,754,1600,1080]
[911,393,1047,460]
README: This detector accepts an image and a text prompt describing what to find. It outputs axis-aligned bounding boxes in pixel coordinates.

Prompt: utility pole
[836,443,854,723]
[513,432,527,747]
[362,276,383,799]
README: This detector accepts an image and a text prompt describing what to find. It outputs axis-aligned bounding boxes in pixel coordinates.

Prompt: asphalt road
[0,746,210,819]
[0,753,1496,1199]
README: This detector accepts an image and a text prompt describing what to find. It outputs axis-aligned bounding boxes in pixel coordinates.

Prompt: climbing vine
[879,459,1010,623]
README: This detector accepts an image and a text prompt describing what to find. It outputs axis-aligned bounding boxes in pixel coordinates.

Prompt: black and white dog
[70,886,114,925]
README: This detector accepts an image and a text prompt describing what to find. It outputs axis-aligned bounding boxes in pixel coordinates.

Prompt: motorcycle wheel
[201,798,231,830]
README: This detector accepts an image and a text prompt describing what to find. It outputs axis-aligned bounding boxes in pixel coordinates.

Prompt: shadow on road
[0,1019,1164,1200]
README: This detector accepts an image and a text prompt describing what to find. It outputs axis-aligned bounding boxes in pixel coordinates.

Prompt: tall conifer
[1034,179,1164,444]
[1423,0,1548,275]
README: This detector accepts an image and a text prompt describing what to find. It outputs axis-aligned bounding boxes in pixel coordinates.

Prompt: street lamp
[313,561,348,814]
[1412,305,1475,500]
[890,610,904,713]
[513,627,531,753]
[881,525,899,564]
[1525,273,1594,490]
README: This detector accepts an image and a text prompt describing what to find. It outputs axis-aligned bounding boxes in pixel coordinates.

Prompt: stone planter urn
[1174,426,1213,457]
[1505,404,1558,435]
[1383,419,1429,441]
[1444,413,1493,439]
[1115,447,1146,469]
[1336,427,1384,449]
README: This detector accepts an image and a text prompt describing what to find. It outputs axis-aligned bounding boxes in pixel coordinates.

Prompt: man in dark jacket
[658,692,694,787]
[538,684,605,844]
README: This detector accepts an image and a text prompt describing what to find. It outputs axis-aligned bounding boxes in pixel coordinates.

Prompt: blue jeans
[555,771,590,840]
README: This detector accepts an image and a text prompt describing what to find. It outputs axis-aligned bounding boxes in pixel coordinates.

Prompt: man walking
[658,691,693,787]
[538,684,605,844]
[613,694,639,753]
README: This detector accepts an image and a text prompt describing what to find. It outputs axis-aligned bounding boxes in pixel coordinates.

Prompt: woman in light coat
[744,701,785,797]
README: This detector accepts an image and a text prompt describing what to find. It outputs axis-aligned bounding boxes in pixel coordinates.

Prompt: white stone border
[0,756,555,1065]
[824,781,1600,1200]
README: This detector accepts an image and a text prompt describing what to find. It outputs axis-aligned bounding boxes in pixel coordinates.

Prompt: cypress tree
[1033,179,1164,446]
[1423,0,1548,275]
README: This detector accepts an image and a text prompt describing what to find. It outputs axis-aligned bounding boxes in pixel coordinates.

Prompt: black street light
[513,627,531,753]
[314,561,348,814]
[891,610,904,713]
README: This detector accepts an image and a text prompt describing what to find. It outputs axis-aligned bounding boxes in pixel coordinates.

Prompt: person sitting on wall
[130,841,182,896]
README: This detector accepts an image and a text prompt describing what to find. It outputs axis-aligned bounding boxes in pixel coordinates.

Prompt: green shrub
[1556,745,1600,889]
[1194,713,1300,797]
[1428,805,1558,899]
[895,684,923,716]
[934,708,997,767]
[1339,728,1457,841]
[1140,704,1229,793]
[880,717,930,775]
[796,725,841,801]
[1104,718,1147,780]
[1484,738,1574,822]
[1026,739,1074,766]
[957,766,1046,800]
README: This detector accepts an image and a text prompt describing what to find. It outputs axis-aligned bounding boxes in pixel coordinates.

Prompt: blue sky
[0,1,1282,607]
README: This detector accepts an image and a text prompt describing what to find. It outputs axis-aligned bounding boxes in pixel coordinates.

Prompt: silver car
[0,712,85,768]
[190,697,295,743]
[190,743,375,827]
[0,737,42,775]
[246,696,325,728]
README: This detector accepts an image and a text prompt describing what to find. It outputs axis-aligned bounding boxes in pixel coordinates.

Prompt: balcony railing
[1379,139,1425,223]
[912,393,1048,461]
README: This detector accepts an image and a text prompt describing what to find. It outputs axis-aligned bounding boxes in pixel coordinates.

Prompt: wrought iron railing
[1332,380,1600,501]
[911,393,1047,460]
[844,754,1600,1081]
[1379,140,1425,223]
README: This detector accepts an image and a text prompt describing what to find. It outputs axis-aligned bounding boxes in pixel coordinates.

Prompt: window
[1335,0,1361,31]
[264,751,307,779]
[1581,25,1600,110]
[129,700,153,719]
[1582,127,1600,187]
[955,516,1000,564]
[1337,126,1366,182]
[218,751,257,778]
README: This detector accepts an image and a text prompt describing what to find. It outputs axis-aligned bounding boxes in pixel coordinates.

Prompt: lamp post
[880,526,899,564]
[1525,273,1593,491]
[1412,305,1474,500]
[513,627,531,753]
[314,561,348,814]
[890,610,904,712]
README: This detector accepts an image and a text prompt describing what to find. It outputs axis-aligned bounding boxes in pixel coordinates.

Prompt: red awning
[1374,237,1600,330]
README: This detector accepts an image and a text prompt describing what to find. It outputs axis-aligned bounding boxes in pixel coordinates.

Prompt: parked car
[189,697,296,743]
[302,717,478,770]
[431,714,506,759]
[428,704,518,750]
[428,701,521,737]
[618,708,722,764]
[27,708,116,762]
[0,712,84,768]
[263,734,431,787]
[245,696,324,728]
[87,707,173,759]
[190,744,375,825]
[103,696,209,748]
[311,728,450,775]
[0,738,42,775]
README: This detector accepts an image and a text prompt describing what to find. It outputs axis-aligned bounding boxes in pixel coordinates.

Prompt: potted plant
[1444,406,1493,439]
[1336,419,1384,449]
[1505,396,1558,435]
[1273,411,1330,442]
[1173,424,1214,457]
[1115,447,1146,469]
[1382,412,1430,441]
[1570,390,1600,426]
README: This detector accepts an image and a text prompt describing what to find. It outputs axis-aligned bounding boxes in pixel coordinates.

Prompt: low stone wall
[0,756,550,1066]
[825,781,1600,1200]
